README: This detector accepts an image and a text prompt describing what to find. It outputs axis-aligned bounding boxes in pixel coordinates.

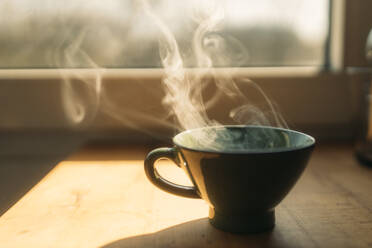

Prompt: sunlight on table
[0,159,208,248]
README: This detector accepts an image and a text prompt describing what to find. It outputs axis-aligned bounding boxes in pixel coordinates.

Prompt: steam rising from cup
[57,0,288,149]
[54,30,103,125]
[141,0,287,149]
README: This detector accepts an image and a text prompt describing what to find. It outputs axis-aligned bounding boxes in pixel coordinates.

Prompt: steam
[55,0,288,149]
[140,0,287,148]
[54,19,175,133]
[54,30,103,125]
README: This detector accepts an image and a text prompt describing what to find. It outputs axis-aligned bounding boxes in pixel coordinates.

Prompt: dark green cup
[144,125,315,233]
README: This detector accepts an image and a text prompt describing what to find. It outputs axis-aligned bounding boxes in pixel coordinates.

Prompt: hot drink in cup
[144,125,315,233]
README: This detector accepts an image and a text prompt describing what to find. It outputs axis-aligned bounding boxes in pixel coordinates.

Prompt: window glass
[0,0,329,68]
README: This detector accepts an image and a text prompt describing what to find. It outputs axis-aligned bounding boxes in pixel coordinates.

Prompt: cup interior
[173,125,315,153]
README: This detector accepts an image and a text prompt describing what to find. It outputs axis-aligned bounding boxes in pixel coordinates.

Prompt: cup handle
[144,147,200,198]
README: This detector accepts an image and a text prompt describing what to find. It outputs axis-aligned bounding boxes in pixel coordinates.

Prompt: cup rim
[173,125,316,154]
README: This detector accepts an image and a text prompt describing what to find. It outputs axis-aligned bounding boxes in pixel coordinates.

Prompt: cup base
[208,208,275,233]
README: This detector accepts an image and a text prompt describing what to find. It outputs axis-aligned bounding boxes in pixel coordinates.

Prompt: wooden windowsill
[0,143,371,247]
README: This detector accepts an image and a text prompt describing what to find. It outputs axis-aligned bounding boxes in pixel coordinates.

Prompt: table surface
[0,143,371,248]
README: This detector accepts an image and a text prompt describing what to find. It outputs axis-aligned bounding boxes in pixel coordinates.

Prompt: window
[2,0,370,141]
[0,0,329,68]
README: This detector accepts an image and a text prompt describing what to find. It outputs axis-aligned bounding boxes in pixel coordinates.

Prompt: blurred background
[0,1,370,160]
[0,0,371,149]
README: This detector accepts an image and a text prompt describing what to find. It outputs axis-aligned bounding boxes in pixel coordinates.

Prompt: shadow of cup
[102,218,278,248]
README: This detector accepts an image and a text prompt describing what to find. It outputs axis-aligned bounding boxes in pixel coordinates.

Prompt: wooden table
[0,144,371,248]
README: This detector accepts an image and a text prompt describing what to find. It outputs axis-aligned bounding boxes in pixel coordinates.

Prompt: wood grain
[0,144,371,248]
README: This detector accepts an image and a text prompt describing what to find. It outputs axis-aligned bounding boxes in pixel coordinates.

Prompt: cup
[144,125,315,233]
